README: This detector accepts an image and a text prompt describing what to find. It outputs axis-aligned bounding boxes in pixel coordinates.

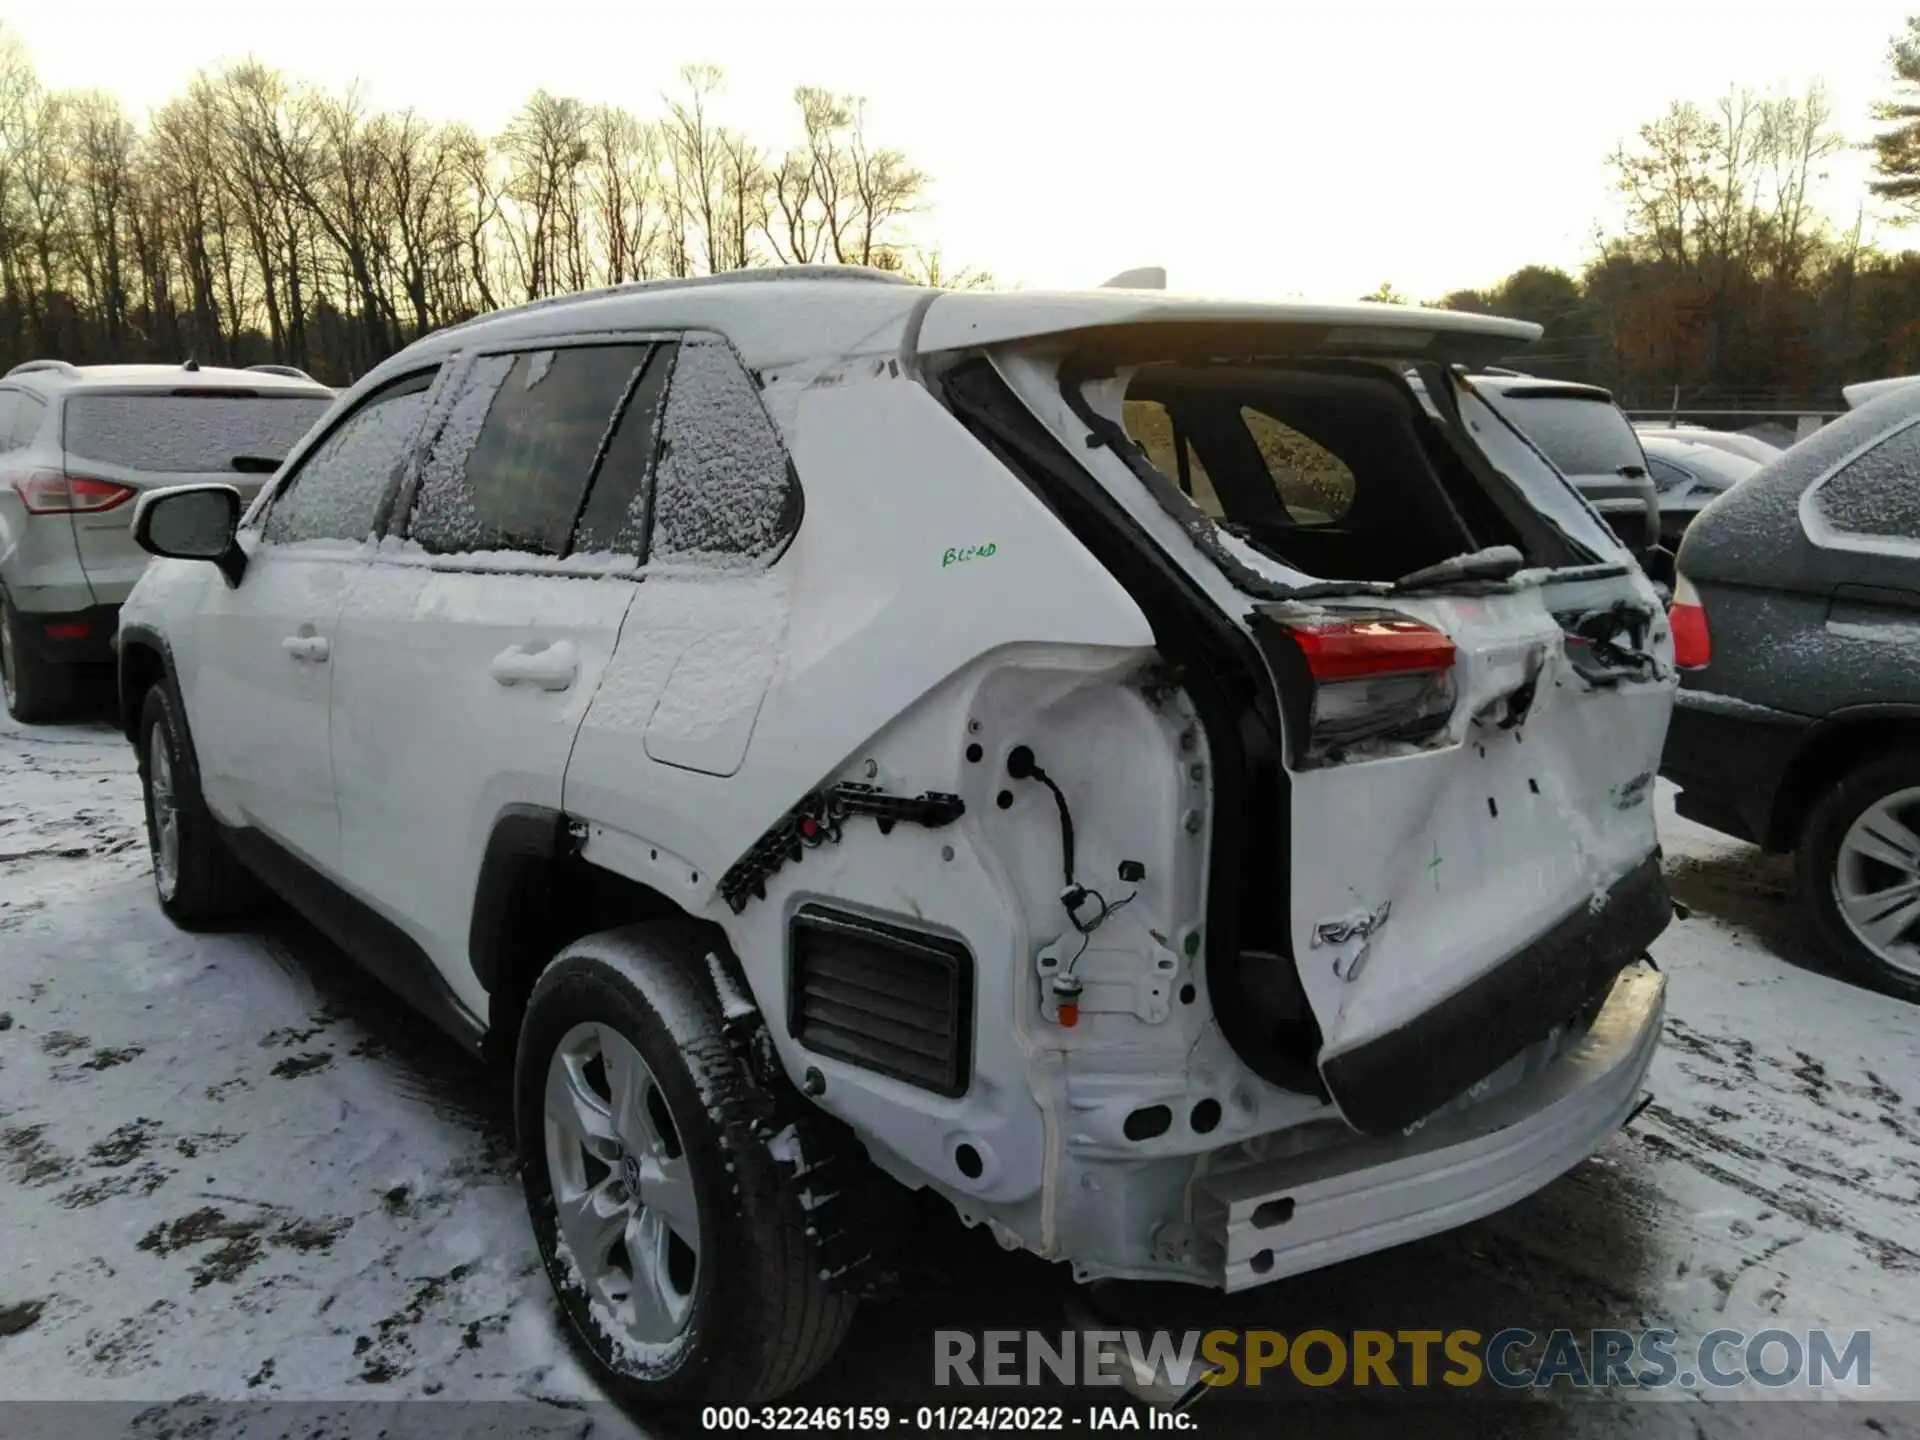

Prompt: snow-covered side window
[1812,422,1920,543]
[406,344,652,558]
[569,343,672,556]
[261,372,435,546]
[648,332,799,564]
[8,393,44,450]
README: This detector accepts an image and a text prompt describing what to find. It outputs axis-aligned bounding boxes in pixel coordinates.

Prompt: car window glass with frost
[646,333,800,563]
[1647,455,1693,492]
[0,392,18,451]
[64,393,333,473]
[406,345,651,558]
[1813,421,1920,542]
[261,374,434,546]
[1487,394,1644,477]
[10,394,45,449]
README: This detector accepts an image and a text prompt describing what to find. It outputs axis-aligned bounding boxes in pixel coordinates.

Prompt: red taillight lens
[1668,574,1711,669]
[1287,617,1458,680]
[1276,612,1459,765]
[12,470,137,514]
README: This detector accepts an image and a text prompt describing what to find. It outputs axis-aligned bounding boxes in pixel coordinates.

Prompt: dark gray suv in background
[1661,383,1920,1001]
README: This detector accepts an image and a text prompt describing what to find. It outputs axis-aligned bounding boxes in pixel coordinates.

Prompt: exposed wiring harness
[1005,745,1135,978]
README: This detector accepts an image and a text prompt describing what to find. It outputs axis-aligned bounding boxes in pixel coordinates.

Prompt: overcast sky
[5,0,1911,300]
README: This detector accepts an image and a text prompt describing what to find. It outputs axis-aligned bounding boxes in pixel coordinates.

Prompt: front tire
[138,683,261,928]
[0,595,76,724]
[1799,750,1920,1003]
[515,923,856,1408]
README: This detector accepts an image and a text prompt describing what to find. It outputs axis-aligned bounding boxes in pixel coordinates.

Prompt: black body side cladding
[467,804,573,994]
[218,821,487,1055]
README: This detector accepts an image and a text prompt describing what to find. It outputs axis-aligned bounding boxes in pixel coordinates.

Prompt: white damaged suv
[117,267,1676,1406]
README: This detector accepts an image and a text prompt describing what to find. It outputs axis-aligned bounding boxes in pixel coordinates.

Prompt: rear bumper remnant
[1200,962,1666,1291]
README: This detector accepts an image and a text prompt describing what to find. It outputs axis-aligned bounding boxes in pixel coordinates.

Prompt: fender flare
[467,804,573,995]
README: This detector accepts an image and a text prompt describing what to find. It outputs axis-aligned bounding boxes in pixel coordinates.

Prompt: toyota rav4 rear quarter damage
[562,292,1676,1295]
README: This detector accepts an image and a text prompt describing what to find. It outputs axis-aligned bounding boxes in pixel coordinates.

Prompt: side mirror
[132,484,247,588]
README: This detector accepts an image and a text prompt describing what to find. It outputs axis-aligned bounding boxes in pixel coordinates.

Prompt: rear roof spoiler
[917,293,1539,369]
[1843,376,1920,409]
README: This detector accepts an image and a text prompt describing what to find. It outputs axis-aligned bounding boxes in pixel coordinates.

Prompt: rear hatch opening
[933,316,1675,1132]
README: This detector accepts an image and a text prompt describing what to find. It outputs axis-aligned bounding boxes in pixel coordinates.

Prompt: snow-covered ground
[1,706,1917,1437]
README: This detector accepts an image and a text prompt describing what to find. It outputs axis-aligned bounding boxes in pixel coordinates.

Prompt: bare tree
[662,64,729,276]
[69,91,137,350]
[585,105,665,284]
[500,89,591,300]
[0,30,975,380]
[838,97,926,266]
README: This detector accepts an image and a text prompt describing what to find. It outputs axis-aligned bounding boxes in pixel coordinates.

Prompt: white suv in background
[117,268,1677,1408]
[0,359,333,720]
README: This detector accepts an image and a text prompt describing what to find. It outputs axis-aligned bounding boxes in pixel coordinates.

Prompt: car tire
[516,922,856,1409]
[1799,749,1920,1004]
[138,682,262,928]
[0,594,76,724]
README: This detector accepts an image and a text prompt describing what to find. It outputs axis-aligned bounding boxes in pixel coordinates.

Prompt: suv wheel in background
[516,923,856,1407]
[137,683,262,927]
[1,594,76,724]
[1800,750,1920,1003]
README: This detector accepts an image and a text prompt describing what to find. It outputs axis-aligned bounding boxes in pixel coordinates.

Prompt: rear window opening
[64,392,333,474]
[1476,390,1646,480]
[1115,363,1559,585]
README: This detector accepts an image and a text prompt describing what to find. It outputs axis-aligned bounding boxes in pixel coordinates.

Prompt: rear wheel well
[1769,718,1920,852]
[480,853,724,1067]
[118,640,168,742]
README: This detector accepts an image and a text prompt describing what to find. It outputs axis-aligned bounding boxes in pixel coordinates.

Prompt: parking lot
[0,705,1915,1437]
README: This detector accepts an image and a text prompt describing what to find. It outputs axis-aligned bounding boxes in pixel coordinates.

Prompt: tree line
[1378,16,1920,411]
[0,29,985,386]
[7,16,1920,406]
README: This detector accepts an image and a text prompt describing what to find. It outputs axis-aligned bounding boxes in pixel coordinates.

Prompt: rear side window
[1812,421,1920,542]
[1646,455,1693,493]
[64,392,333,474]
[263,373,434,546]
[1240,405,1356,524]
[407,344,654,558]
[1485,393,1644,478]
[647,333,800,563]
[1124,400,1224,515]
[11,395,44,448]
[0,391,17,450]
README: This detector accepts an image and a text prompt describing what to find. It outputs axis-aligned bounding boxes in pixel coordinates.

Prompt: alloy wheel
[543,1021,702,1346]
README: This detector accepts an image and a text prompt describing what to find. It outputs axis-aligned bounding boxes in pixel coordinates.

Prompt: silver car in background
[0,360,334,720]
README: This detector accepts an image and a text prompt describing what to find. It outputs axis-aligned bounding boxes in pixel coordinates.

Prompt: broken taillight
[12,470,138,515]
[1273,612,1458,765]
[1668,573,1710,669]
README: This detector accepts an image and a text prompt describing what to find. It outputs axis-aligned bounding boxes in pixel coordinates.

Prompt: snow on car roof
[394,270,1542,379]
[64,364,330,394]
[912,290,1541,358]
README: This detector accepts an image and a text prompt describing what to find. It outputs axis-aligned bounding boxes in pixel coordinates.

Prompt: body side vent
[787,905,973,1097]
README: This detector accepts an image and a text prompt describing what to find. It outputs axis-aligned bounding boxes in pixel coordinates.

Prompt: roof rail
[438,264,915,337]
[5,359,82,379]
[247,364,319,382]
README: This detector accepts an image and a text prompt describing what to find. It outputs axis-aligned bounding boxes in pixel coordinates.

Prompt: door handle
[281,634,328,663]
[490,640,578,691]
